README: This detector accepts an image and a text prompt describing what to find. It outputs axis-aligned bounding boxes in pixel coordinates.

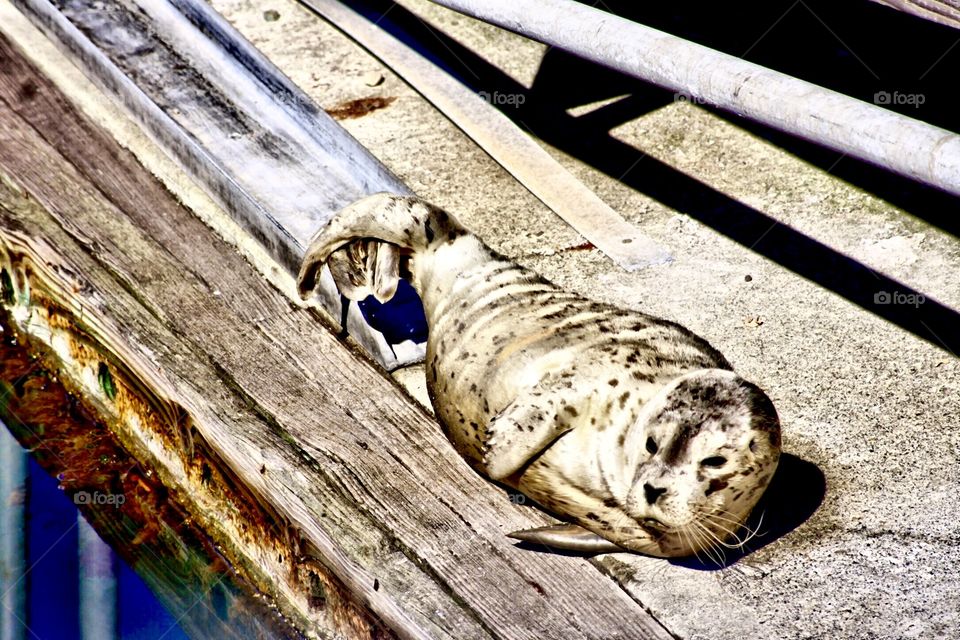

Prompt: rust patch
[326,96,397,120]
[0,319,304,638]
[561,242,596,253]
[0,233,393,639]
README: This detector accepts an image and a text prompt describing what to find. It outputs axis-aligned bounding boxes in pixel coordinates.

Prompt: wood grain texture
[867,0,960,29]
[0,326,303,640]
[0,33,673,640]
[11,0,421,369]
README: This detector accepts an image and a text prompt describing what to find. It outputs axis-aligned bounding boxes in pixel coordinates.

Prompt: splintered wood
[0,32,671,640]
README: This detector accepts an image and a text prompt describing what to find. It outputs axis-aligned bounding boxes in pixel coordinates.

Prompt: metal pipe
[428,0,960,197]
[78,517,117,640]
[0,426,27,640]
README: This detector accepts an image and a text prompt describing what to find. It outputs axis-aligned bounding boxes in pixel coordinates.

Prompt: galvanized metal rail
[428,0,960,197]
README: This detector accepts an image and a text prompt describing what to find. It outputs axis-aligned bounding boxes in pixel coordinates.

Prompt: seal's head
[598,369,781,559]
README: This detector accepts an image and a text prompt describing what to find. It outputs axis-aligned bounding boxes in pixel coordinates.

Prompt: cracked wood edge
[0,176,428,640]
[0,297,307,640]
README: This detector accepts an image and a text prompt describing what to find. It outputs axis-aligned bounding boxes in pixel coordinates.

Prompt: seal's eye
[701,456,727,468]
[645,437,658,454]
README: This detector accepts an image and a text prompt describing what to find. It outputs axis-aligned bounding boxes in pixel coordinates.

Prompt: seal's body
[299,194,781,558]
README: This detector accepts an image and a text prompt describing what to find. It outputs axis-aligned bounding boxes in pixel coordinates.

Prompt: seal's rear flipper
[298,193,467,301]
[326,239,400,302]
[508,524,623,554]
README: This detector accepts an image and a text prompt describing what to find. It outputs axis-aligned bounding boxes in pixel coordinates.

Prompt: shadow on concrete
[337,0,960,358]
[554,0,960,241]
[668,453,826,570]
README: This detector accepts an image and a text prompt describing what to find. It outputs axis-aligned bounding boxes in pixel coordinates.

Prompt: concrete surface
[185,0,960,637]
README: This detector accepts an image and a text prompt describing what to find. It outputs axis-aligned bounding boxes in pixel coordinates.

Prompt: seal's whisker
[705,510,753,538]
[742,509,769,544]
[706,508,767,549]
[699,523,731,566]
[709,519,757,550]
[686,522,716,565]
[699,515,751,548]
[703,509,750,527]
[690,522,726,567]
[729,519,762,548]
[680,523,707,565]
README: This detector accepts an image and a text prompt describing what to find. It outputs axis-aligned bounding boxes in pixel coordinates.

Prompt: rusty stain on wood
[0,307,304,639]
[0,220,393,639]
[326,96,398,120]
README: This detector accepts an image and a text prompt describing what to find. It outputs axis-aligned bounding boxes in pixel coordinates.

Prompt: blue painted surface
[26,457,79,640]
[357,279,429,346]
[20,457,187,640]
[117,562,187,640]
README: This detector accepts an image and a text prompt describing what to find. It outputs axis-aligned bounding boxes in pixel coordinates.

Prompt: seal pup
[298,194,781,558]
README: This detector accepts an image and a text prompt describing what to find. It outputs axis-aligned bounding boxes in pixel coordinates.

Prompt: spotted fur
[298,194,781,558]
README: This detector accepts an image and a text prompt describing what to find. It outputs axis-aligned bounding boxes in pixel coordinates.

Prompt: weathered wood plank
[0,32,673,640]
[11,0,424,369]
[0,36,455,640]
[867,0,960,29]
[0,328,304,640]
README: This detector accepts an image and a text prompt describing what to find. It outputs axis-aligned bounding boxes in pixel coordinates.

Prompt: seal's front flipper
[508,524,623,554]
[483,381,588,480]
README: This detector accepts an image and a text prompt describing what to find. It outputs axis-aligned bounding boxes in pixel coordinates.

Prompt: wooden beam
[0,32,673,640]
[867,0,960,30]
[0,316,304,639]
[10,0,423,369]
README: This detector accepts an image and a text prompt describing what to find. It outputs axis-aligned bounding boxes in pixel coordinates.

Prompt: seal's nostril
[643,483,667,505]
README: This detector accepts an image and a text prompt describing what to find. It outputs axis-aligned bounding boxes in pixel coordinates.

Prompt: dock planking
[0,32,673,640]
